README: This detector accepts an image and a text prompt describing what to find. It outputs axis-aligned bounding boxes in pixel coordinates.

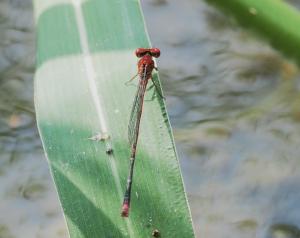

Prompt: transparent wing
[128,67,148,146]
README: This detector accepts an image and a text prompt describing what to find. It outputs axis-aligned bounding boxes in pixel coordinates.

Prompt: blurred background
[1,0,300,237]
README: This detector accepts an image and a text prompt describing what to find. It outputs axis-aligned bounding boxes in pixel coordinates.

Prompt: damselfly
[121,48,163,217]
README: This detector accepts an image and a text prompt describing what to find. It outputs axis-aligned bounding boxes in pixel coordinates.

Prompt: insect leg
[125,73,138,85]
[151,77,165,100]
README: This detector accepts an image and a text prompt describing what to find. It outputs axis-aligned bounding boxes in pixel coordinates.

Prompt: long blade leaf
[33,0,195,237]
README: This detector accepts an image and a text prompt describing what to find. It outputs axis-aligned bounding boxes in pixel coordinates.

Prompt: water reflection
[142,0,300,237]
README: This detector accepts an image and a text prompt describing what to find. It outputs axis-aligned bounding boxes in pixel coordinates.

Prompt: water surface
[142,0,300,237]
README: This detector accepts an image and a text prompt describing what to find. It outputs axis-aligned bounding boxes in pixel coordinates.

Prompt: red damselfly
[121,48,163,217]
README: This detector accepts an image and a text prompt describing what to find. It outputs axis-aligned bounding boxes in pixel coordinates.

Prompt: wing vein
[128,65,148,147]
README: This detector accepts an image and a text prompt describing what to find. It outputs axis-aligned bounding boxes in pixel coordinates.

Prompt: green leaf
[205,0,300,65]
[33,0,195,237]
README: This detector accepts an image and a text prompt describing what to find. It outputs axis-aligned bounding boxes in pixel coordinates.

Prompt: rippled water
[1,0,300,237]
[0,1,68,238]
[143,0,300,237]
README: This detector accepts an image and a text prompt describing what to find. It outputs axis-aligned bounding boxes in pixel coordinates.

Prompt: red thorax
[138,54,155,80]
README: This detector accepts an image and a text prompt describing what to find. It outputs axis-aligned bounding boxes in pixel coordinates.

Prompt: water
[1,0,300,237]
[0,1,68,238]
[142,0,300,237]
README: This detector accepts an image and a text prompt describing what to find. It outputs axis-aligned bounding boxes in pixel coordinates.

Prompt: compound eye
[135,48,147,58]
[150,48,160,58]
